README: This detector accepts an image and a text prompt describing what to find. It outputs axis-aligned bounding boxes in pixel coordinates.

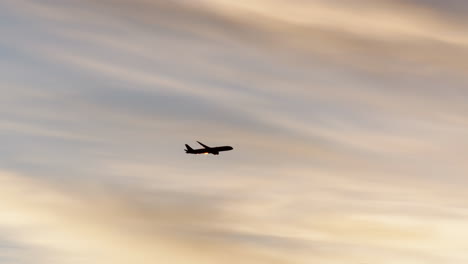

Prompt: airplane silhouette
[185,141,233,155]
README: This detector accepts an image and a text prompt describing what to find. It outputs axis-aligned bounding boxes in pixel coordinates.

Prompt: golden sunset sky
[1,0,468,263]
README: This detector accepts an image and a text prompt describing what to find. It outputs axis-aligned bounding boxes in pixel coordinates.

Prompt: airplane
[185,141,233,155]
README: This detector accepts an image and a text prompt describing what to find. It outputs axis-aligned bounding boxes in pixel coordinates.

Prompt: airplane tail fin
[185,144,193,152]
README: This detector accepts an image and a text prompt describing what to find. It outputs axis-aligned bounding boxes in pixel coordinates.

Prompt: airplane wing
[197,141,211,149]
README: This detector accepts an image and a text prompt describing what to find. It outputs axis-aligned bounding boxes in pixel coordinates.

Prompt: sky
[1,0,468,263]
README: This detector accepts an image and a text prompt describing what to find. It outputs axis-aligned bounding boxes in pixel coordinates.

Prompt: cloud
[2,166,468,264]
[0,170,292,264]
[1,0,468,263]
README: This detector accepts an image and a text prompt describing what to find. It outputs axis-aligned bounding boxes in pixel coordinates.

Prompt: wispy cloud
[1,0,468,263]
